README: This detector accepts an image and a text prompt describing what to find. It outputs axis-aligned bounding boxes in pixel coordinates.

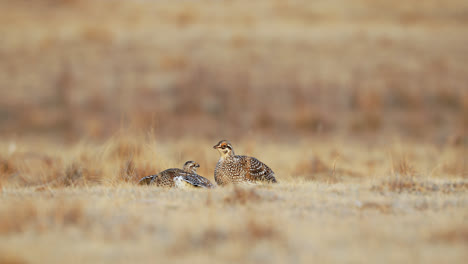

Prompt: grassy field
[0,137,466,263]
[0,183,466,264]
[0,0,467,263]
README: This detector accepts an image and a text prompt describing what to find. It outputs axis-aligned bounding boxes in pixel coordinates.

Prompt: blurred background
[0,0,467,144]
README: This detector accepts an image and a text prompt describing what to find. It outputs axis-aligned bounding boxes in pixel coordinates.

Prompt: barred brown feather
[213,140,277,186]
[137,160,210,188]
[138,161,215,188]
[174,173,215,189]
[138,175,156,185]
[148,168,185,187]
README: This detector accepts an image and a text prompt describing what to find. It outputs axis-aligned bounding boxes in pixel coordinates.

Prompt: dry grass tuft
[120,157,138,183]
[120,156,156,184]
[371,153,428,193]
[63,162,85,186]
[64,162,83,183]
[392,155,417,177]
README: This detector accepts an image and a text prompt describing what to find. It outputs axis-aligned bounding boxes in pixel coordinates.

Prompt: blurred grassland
[0,0,467,142]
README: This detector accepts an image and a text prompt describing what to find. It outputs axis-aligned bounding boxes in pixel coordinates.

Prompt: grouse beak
[195,163,200,168]
[213,144,219,149]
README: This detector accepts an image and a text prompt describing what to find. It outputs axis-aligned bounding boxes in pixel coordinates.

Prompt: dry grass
[0,136,465,188]
[0,180,466,263]
[0,137,466,263]
[0,0,467,141]
[0,0,467,263]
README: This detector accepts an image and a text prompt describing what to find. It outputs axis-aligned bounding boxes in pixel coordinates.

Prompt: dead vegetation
[0,181,465,263]
[371,150,467,193]
[0,0,467,142]
[0,0,467,263]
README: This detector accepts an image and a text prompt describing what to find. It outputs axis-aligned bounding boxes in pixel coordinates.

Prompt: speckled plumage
[138,161,215,188]
[213,140,277,186]
[137,161,193,187]
[174,174,216,189]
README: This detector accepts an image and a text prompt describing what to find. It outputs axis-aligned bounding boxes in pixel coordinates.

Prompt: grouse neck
[220,152,235,160]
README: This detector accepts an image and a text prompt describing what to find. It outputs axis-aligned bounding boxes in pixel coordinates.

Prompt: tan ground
[0,0,467,263]
[0,183,466,264]
[0,138,466,263]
